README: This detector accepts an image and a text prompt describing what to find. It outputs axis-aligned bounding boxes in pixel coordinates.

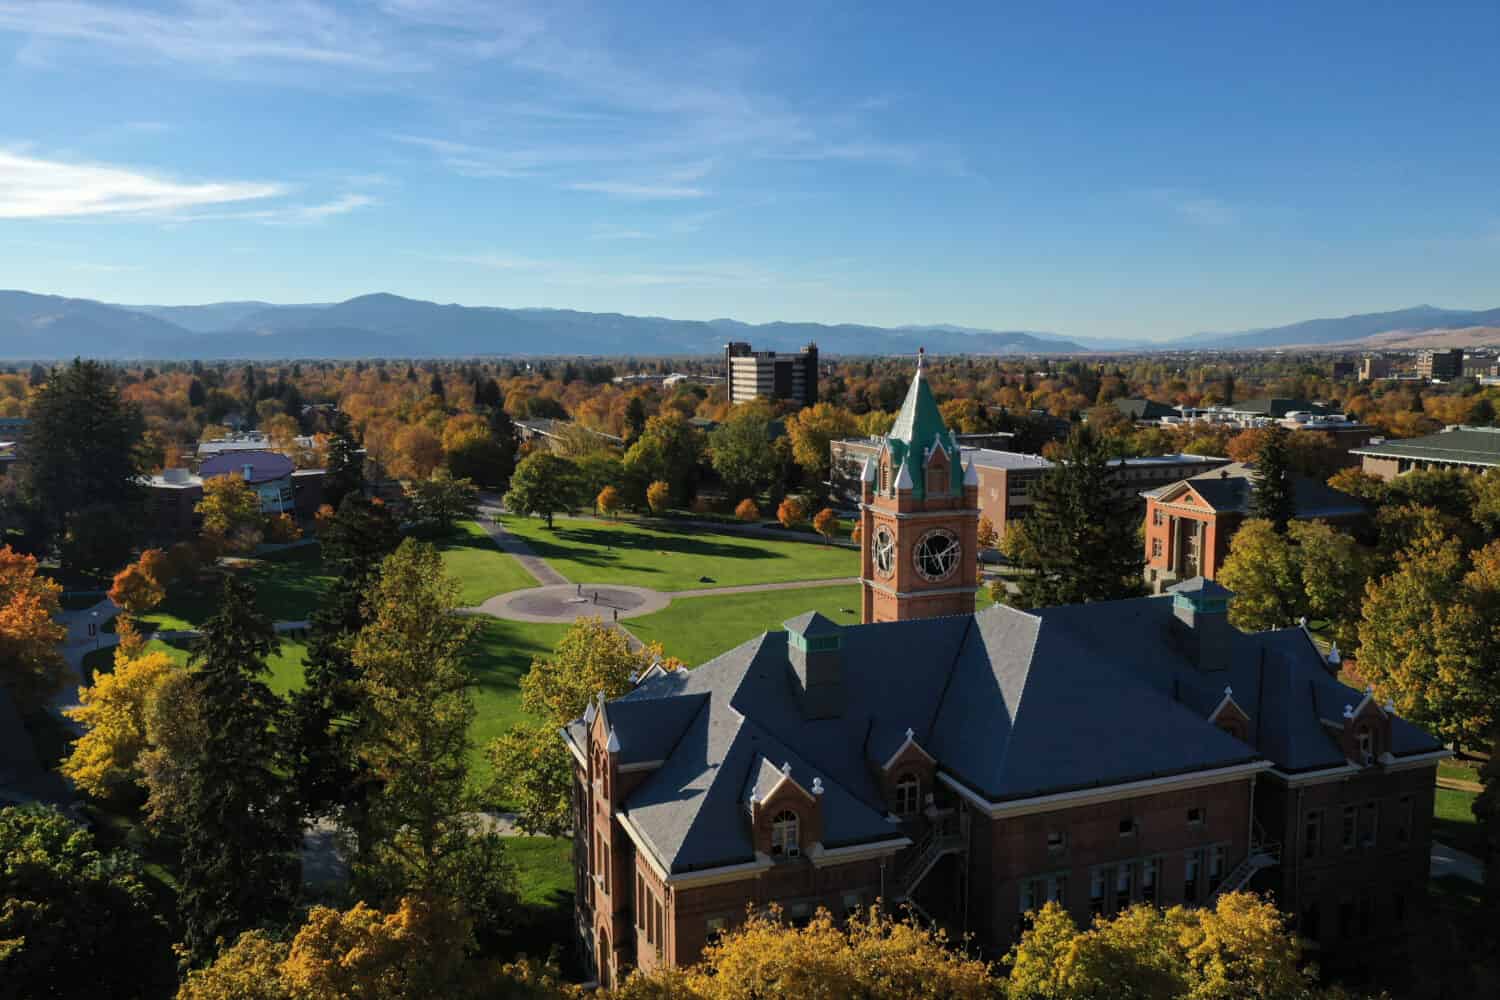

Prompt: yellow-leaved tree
[196,473,264,554]
[645,480,671,515]
[617,905,997,999]
[0,545,69,711]
[597,485,623,519]
[62,650,180,799]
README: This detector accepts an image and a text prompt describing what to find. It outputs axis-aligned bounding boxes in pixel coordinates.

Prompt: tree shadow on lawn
[525,525,785,564]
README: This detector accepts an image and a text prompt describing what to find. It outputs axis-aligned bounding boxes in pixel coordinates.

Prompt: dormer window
[895,774,921,817]
[925,445,950,496]
[771,810,800,857]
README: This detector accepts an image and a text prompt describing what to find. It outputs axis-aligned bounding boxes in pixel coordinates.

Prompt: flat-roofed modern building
[1351,425,1500,480]
[724,342,818,408]
[1415,349,1463,381]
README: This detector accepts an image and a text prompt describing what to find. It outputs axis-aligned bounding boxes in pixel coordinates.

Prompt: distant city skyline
[2,1,1498,340]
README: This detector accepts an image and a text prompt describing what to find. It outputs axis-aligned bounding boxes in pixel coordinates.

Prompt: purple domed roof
[199,450,294,484]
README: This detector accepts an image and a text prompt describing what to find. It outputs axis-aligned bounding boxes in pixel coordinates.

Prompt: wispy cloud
[1148,189,1237,226]
[0,149,283,219]
[567,180,706,201]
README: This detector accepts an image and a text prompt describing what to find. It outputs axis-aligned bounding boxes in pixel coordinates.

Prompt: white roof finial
[1342,704,1355,720]
[781,761,792,776]
[1298,616,1309,629]
[916,347,926,371]
[812,777,824,795]
[1327,643,1341,666]
[1223,685,1233,698]
[906,727,915,741]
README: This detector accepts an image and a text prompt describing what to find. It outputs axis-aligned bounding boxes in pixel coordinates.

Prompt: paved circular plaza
[476,583,672,623]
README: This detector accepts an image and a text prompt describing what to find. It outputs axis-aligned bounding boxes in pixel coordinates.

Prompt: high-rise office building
[724,341,819,407]
[1415,348,1463,381]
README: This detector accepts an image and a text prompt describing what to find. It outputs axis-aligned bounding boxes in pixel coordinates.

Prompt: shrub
[777,496,807,529]
[735,498,761,522]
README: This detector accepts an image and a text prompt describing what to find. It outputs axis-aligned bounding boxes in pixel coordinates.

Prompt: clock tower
[859,350,980,623]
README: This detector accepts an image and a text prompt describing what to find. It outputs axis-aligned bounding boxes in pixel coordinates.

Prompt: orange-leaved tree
[0,545,69,711]
[735,498,761,522]
[812,508,838,543]
[777,496,806,529]
[597,485,622,519]
[977,515,998,549]
[109,560,166,620]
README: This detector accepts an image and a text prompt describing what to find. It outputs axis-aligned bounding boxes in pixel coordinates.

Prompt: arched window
[895,773,920,817]
[771,810,800,857]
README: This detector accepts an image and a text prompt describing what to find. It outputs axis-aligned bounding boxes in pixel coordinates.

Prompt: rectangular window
[1151,538,1163,558]
[1115,866,1133,910]
[1020,879,1039,914]
[1341,806,1357,851]
[1184,850,1201,902]
[1153,509,1164,526]
[1208,845,1226,894]
[1360,803,1379,848]
[706,916,727,939]
[636,874,645,929]
[1119,817,1137,839]
[1140,859,1158,904]
[1302,903,1321,943]
[1048,874,1068,907]
[1304,811,1322,860]
[1398,797,1413,845]
[1187,807,1204,827]
[1047,831,1067,855]
[602,842,611,895]
[1090,868,1107,915]
[842,891,862,912]
[645,893,655,945]
[654,897,664,957]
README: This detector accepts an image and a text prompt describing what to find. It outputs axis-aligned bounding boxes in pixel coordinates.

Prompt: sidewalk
[471,512,569,586]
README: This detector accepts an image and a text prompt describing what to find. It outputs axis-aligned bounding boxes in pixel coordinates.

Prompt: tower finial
[916,346,926,371]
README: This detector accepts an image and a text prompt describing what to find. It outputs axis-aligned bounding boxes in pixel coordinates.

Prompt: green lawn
[466,618,572,786]
[1439,758,1483,785]
[1433,787,1482,855]
[139,545,333,631]
[438,520,539,606]
[501,515,857,591]
[627,584,864,666]
[507,836,574,908]
[80,635,307,696]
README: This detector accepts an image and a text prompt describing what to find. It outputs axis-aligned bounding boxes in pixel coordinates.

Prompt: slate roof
[1144,463,1365,519]
[199,450,295,484]
[1113,398,1180,421]
[572,589,1439,876]
[1223,398,1330,418]
[1350,426,1500,469]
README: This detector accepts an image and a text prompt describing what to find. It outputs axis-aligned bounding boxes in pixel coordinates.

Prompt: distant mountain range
[2,289,1498,360]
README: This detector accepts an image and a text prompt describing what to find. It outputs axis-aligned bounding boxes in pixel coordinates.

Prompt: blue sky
[1,1,1497,340]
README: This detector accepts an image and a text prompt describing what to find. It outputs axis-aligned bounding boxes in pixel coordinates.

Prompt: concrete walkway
[1431,841,1486,885]
[471,512,569,587]
[1437,775,1484,794]
[474,584,669,623]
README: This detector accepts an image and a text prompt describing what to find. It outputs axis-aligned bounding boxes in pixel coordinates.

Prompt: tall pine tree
[322,411,366,510]
[178,575,299,964]
[287,496,400,825]
[1008,425,1145,608]
[1248,425,1296,531]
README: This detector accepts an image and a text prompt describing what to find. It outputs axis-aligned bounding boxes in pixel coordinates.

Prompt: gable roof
[1114,398,1179,421]
[1350,426,1500,469]
[1224,398,1329,418]
[1145,463,1365,519]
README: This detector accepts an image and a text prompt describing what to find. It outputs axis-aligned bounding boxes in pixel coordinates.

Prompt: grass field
[1433,786,1482,855]
[139,545,333,631]
[1439,758,1483,785]
[507,836,574,908]
[438,520,539,606]
[467,618,571,785]
[501,515,856,591]
[81,635,308,696]
[627,584,863,665]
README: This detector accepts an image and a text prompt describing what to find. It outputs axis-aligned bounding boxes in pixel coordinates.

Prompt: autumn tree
[392,424,444,480]
[774,495,804,529]
[16,359,146,564]
[407,470,480,533]
[1248,425,1296,531]
[735,497,760,522]
[623,410,703,505]
[785,403,859,485]
[623,905,996,999]
[0,804,177,999]
[489,617,677,836]
[1218,520,1304,632]
[351,540,502,909]
[0,546,68,712]
[597,484,622,518]
[108,557,166,621]
[1006,893,1320,1000]
[1357,534,1500,749]
[177,574,300,964]
[197,473,265,554]
[812,507,838,543]
[645,479,671,515]
[504,452,582,528]
[62,649,179,800]
[976,515,998,548]
[1008,425,1144,608]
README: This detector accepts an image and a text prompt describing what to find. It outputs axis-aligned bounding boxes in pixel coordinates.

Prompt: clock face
[872,526,896,577]
[913,528,961,582]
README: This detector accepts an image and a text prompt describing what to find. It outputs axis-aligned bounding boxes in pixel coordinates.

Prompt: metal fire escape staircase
[892,812,968,904]
[1212,821,1281,899]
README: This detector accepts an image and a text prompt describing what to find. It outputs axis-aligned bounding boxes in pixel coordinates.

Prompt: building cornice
[938,759,1271,819]
[561,726,587,768]
[858,504,980,521]
[861,579,981,599]
[1376,748,1451,773]
[806,837,912,867]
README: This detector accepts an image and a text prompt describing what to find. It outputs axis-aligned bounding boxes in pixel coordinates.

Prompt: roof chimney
[1167,577,1235,672]
[785,611,843,720]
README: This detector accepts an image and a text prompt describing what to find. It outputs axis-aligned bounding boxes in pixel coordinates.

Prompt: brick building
[566,366,1439,986]
[143,450,327,545]
[1140,463,1366,592]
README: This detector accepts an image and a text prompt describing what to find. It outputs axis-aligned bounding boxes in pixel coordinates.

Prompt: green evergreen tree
[623,395,648,444]
[1009,425,1145,608]
[287,496,400,823]
[1248,425,1296,531]
[18,359,145,563]
[178,575,300,964]
[322,411,365,510]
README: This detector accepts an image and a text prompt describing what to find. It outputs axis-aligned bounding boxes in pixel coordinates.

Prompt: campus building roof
[1143,462,1366,520]
[1349,425,1500,470]
[565,592,1437,877]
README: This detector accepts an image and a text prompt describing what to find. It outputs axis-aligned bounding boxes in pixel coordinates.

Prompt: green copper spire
[879,349,965,499]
